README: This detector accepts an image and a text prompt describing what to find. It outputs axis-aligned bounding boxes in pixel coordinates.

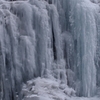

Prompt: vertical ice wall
[51,0,98,97]
[0,0,67,100]
[69,0,98,97]
[0,0,99,99]
[96,8,100,87]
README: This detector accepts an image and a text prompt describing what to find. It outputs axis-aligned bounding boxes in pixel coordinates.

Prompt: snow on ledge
[21,77,100,100]
[22,77,76,100]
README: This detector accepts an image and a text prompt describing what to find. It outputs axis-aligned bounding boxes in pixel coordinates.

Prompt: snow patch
[22,77,76,100]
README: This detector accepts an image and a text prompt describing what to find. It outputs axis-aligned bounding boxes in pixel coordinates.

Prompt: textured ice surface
[22,77,75,100]
[0,0,100,100]
[22,77,99,100]
[69,0,98,97]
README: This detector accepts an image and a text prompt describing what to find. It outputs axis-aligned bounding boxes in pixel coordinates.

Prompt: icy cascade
[0,0,99,100]
[69,0,98,97]
[52,0,99,97]
[0,0,66,100]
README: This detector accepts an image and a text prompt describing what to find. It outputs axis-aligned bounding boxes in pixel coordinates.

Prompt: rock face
[0,0,100,100]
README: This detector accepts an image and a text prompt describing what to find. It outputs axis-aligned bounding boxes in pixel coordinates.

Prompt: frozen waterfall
[69,0,98,97]
[0,0,100,100]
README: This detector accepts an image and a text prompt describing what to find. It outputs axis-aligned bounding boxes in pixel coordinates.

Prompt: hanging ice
[0,0,100,100]
[69,0,98,97]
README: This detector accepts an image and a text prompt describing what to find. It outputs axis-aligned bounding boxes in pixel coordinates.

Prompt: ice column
[70,0,97,97]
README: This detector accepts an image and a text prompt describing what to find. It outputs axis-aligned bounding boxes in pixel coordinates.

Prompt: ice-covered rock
[22,77,75,100]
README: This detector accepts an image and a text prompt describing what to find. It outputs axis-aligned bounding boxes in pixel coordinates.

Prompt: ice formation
[0,0,100,100]
[21,77,75,100]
